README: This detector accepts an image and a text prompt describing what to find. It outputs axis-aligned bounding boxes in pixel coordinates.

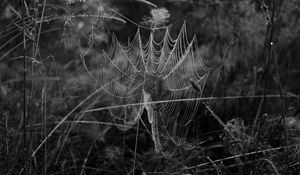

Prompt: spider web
[100,22,210,155]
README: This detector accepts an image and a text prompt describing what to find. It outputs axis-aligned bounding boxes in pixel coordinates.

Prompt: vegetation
[0,0,300,174]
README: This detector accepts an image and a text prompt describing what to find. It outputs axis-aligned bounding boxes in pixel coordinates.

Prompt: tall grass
[0,0,300,174]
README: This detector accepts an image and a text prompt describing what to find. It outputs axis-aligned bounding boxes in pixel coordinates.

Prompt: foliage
[0,0,300,174]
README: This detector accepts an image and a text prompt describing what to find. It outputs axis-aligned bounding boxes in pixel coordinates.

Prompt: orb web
[100,22,210,156]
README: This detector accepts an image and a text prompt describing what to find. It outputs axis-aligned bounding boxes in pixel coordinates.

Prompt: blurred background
[0,0,300,174]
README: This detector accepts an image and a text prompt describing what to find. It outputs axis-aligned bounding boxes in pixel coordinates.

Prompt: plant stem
[21,0,27,170]
[263,0,276,101]
[133,119,140,175]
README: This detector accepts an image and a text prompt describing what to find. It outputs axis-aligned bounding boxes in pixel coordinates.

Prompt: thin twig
[21,1,28,173]
[80,131,103,175]
[17,76,121,175]
[133,120,140,175]
[262,0,276,104]
[81,94,297,113]
[171,143,300,174]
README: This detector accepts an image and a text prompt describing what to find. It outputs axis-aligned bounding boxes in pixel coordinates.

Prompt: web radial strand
[157,28,176,75]
[113,37,144,77]
[160,22,189,77]
[112,106,142,131]
[147,33,155,74]
[158,115,178,156]
[163,38,209,91]
[101,66,143,98]
[161,98,181,119]
[117,28,146,75]
[157,89,200,150]
[124,98,144,124]
[156,103,182,156]
[102,68,135,95]
[160,96,179,122]
[104,81,143,98]
[160,109,192,148]
[103,52,139,83]
[163,35,193,81]
[176,91,201,126]
[108,93,144,131]
[141,35,151,69]
[148,33,165,75]
[104,35,144,82]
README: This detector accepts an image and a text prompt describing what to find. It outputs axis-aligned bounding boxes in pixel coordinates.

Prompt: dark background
[0,0,300,174]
